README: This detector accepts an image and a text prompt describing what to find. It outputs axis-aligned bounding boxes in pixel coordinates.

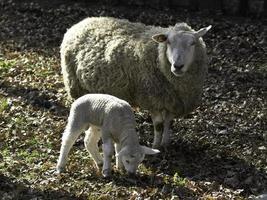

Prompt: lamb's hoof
[56,166,65,174]
[102,169,111,178]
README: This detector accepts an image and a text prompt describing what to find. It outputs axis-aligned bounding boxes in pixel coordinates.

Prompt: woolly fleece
[61,17,208,116]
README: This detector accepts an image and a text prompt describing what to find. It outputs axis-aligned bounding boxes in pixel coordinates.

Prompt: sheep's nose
[127,172,136,177]
[174,64,184,70]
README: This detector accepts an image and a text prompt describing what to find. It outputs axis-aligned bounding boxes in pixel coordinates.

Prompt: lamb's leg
[161,111,174,147]
[101,133,114,177]
[115,143,123,170]
[151,111,163,148]
[56,116,87,173]
[84,126,103,170]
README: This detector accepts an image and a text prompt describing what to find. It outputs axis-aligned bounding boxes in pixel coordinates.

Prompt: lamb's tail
[61,49,86,100]
[56,105,88,173]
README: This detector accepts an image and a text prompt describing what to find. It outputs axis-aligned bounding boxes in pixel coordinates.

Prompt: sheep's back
[61,17,163,106]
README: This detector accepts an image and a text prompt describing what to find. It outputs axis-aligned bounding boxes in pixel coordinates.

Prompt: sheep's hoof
[102,169,111,178]
[96,162,103,170]
[160,139,170,149]
[124,176,137,184]
[152,143,160,149]
[160,143,169,151]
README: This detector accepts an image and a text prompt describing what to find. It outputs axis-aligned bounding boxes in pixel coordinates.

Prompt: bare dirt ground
[0,0,266,199]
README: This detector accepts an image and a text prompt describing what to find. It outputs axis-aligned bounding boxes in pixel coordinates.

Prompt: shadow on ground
[0,174,84,200]
[143,138,267,196]
[0,80,68,117]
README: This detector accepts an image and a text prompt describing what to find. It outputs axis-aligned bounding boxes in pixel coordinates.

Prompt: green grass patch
[14,116,28,127]
[35,70,55,77]
[172,172,186,187]
[0,58,16,73]
[0,97,9,112]
[17,149,43,163]
[258,62,267,73]
[138,164,154,175]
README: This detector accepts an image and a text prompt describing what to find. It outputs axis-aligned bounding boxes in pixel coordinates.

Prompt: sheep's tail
[61,49,86,100]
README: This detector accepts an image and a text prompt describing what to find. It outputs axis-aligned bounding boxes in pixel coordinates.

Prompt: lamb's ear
[152,34,168,43]
[116,147,128,158]
[194,25,212,38]
[141,146,160,155]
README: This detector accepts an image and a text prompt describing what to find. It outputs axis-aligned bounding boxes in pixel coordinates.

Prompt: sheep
[60,17,211,148]
[56,93,160,177]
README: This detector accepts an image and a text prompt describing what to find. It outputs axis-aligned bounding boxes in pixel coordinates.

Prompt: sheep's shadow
[0,173,84,200]
[0,80,68,117]
[143,138,267,196]
[99,136,266,197]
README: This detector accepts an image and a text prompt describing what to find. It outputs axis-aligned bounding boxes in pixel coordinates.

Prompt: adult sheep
[61,17,211,148]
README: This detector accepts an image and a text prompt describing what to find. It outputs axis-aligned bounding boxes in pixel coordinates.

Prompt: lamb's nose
[174,64,184,70]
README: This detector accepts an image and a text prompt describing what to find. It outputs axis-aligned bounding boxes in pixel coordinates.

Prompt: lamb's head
[117,145,160,175]
[152,23,211,77]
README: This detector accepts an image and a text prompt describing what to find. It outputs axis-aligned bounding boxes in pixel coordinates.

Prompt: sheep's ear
[116,147,128,158]
[152,34,168,43]
[194,25,212,38]
[141,146,160,155]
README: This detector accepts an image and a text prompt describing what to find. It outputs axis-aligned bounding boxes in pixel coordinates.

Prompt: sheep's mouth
[171,68,184,77]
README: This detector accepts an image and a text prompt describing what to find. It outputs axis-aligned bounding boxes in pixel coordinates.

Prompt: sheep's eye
[126,160,130,164]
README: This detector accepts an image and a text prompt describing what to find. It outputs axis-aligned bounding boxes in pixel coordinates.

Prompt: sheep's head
[152,24,211,77]
[117,145,159,175]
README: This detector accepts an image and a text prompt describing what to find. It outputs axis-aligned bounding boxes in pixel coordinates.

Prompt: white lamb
[56,94,159,177]
[61,17,211,148]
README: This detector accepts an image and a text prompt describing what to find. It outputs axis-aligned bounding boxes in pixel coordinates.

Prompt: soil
[0,0,266,199]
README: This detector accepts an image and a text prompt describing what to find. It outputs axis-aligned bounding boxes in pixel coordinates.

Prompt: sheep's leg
[161,111,174,147]
[84,126,103,170]
[56,116,87,173]
[151,111,163,148]
[101,132,114,177]
[115,143,123,170]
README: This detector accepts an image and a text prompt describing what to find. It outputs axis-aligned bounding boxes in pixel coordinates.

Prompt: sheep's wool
[61,17,208,116]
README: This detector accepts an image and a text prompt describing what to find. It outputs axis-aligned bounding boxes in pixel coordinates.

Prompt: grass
[0,3,266,197]
[0,48,265,199]
[0,59,15,73]
[0,97,9,112]
[172,172,186,187]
